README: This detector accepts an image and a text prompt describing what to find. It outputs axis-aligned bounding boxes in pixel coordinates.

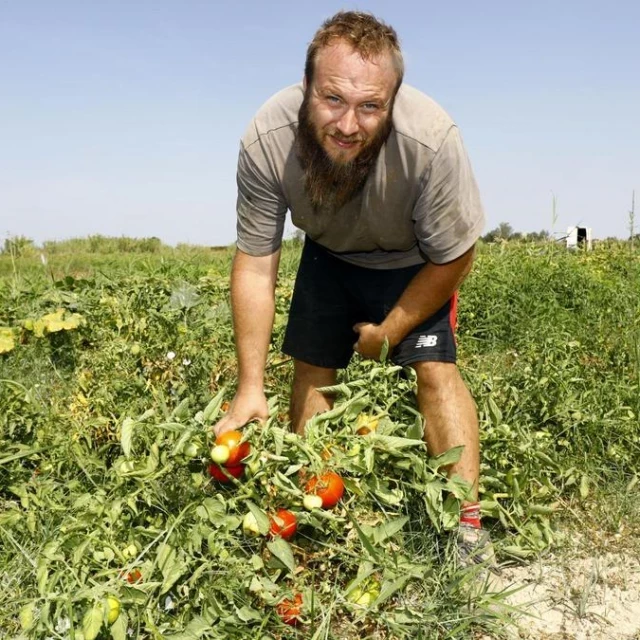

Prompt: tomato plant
[215,431,250,466]
[304,471,345,508]
[208,462,244,483]
[268,509,297,540]
[276,593,303,626]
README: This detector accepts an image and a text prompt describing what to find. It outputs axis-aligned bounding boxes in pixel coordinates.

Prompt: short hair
[304,11,404,91]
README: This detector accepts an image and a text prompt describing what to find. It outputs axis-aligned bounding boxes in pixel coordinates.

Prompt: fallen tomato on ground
[304,471,345,508]
[268,509,297,540]
[276,593,303,626]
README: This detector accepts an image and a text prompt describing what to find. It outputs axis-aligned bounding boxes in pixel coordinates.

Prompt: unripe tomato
[215,431,250,466]
[303,494,323,510]
[304,471,345,508]
[106,596,121,624]
[268,509,297,540]
[276,593,303,626]
[210,444,230,464]
[208,463,244,483]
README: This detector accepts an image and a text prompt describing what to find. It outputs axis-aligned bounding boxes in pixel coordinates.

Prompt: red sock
[460,502,481,529]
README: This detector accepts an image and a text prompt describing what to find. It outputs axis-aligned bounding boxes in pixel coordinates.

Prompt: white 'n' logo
[416,335,438,348]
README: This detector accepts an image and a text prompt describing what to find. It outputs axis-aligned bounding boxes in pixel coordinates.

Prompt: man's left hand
[353,322,388,360]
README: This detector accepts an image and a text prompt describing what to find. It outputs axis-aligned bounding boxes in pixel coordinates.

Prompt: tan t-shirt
[236,83,484,268]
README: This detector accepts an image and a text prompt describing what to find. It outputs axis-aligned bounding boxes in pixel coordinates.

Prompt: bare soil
[490,549,640,639]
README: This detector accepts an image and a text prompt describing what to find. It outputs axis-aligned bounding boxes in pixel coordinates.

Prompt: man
[214,11,491,565]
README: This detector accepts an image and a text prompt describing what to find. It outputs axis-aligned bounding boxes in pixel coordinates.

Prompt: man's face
[296,40,398,213]
[306,41,397,164]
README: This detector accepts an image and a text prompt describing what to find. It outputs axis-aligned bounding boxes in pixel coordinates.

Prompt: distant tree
[482,222,514,243]
[524,229,552,242]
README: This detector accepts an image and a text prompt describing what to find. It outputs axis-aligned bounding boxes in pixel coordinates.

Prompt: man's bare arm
[354,246,476,358]
[213,248,280,435]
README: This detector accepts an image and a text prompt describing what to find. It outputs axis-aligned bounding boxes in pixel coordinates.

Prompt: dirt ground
[489,549,640,639]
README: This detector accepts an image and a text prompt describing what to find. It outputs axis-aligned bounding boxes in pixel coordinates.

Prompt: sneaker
[457,524,499,572]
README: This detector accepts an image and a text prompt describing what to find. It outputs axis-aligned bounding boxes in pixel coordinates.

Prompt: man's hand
[353,322,389,360]
[212,388,269,436]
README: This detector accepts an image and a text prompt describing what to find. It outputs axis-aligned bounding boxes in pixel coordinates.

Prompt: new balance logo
[416,334,438,348]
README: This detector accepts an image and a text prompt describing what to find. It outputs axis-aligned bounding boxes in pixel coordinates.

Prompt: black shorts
[282,238,457,369]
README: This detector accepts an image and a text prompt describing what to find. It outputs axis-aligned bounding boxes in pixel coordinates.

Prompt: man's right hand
[212,388,269,436]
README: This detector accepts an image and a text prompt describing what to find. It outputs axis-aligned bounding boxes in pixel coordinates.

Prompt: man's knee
[411,361,458,392]
[292,359,337,387]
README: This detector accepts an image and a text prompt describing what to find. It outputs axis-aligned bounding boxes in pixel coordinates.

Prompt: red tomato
[268,509,297,540]
[304,471,345,508]
[215,431,250,466]
[208,463,244,483]
[276,593,303,626]
[125,568,142,584]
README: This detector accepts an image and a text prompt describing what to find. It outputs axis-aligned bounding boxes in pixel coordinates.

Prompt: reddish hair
[304,11,404,91]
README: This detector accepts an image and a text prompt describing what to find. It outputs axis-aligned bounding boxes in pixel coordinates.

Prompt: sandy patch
[494,551,640,639]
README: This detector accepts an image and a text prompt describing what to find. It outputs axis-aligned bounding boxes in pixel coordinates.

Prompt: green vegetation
[1,237,639,639]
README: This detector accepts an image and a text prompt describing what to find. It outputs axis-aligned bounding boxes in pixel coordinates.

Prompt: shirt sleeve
[412,126,485,264]
[235,139,288,256]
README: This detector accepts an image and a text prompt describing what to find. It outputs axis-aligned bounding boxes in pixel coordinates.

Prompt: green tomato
[303,494,323,510]
[106,596,121,624]
[210,444,230,464]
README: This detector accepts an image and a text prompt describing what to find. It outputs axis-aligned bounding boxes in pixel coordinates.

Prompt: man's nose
[336,108,359,137]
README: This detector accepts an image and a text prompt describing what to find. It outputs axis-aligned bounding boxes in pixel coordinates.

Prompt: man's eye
[361,103,379,111]
[327,95,341,104]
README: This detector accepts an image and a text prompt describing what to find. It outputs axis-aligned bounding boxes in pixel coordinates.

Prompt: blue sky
[1,0,639,246]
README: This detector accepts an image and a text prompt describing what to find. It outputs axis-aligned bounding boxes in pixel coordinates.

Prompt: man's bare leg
[412,361,479,500]
[289,360,337,435]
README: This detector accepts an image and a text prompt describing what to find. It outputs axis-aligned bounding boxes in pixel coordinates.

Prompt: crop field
[1,237,639,639]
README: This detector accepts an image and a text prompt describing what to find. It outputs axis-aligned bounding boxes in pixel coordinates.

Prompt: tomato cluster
[208,431,251,483]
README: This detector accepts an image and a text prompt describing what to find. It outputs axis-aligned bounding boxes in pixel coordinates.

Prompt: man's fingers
[213,414,239,437]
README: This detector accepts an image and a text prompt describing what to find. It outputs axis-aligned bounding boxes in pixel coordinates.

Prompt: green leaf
[372,435,426,451]
[202,388,226,423]
[371,516,409,545]
[487,396,503,425]
[266,538,296,574]
[368,476,404,506]
[376,574,411,605]
[422,482,442,530]
[428,446,464,471]
[344,509,381,560]
[120,417,136,458]
[442,494,460,530]
[165,615,213,640]
[272,427,285,456]
[82,601,104,640]
[379,336,390,362]
[157,543,187,594]
[110,610,127,640]
[245,501,270,535]
[405,415,424,440]
[445,473,474,501]
[580,474,590,499]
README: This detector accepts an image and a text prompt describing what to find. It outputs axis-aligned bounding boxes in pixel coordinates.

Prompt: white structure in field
[566,226,593,250]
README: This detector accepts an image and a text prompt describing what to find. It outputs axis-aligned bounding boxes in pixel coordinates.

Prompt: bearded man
[214,11,492,566]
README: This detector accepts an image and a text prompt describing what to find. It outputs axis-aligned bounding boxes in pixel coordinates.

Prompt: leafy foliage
[1,239,639,638]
